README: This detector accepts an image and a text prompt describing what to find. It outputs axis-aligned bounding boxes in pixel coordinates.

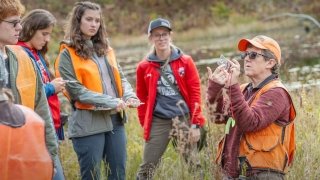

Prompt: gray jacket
[0,52,8,85]
[5,46,58,166]
[58,47,137,138]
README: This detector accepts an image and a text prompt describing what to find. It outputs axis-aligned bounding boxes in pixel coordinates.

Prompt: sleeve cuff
[191,124,200,129]
[45,83,56,97]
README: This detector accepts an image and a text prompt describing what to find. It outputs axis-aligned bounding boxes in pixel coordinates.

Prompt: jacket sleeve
[184,57,205,126]
[0,55,9,86]
[117,63,138,101]
[206,79,228,124]
[33,63,59,167]
[136,62,148,126]
[5,48,58,164]
[44,83,55,97]
[58,50,120,109]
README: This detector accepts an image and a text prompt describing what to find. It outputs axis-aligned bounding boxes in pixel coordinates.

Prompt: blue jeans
[53,155,65,180]
[72,114,126,180]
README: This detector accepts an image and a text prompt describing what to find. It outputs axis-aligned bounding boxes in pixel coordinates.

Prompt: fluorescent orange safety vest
[238,80,296,173]
[54,43,123,110]
[0,105,53,180]
[6,45,37,109]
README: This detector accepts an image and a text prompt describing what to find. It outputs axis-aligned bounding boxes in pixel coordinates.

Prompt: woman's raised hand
[207,65,229,86]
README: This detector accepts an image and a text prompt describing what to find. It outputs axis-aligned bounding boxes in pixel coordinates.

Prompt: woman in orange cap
[206,35,296,179]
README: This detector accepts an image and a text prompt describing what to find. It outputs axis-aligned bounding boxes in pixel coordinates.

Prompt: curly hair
[0,0,25,20]
[64,1,108,59]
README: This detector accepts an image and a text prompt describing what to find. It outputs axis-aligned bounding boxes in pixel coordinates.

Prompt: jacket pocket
[244,134,279,152]
[240,133,288,172]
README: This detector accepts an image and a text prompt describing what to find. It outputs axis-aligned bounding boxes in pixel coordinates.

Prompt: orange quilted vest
[0,105,53,180]
[54,43,123,110]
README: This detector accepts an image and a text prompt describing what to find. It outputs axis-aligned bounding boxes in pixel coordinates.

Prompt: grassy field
[55,16,320,179]
[59,81,320,179]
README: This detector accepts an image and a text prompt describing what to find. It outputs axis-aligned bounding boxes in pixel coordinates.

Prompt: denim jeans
[72,114,126,180]
[53,155,65,180]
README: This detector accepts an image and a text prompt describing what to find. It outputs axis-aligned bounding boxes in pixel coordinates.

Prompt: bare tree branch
[264,13,320,29]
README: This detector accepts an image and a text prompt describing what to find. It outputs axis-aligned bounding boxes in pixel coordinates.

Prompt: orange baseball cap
[238,35,281,64]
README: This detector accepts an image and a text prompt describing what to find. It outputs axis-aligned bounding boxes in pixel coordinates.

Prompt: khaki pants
[136,116,198,180]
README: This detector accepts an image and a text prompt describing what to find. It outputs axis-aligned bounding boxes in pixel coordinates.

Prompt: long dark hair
[19,9,56,57]
[64,1,108,59]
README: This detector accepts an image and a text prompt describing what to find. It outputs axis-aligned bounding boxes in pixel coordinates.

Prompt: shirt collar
[17,41,40,60]
[17,41,34,51]
[247,74,278,92]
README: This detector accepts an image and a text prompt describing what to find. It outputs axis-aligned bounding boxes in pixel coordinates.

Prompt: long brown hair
[19,9,56,57]
[64,1,108,59]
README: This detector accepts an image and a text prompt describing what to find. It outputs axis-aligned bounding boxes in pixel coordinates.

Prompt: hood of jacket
[146,46,183,63]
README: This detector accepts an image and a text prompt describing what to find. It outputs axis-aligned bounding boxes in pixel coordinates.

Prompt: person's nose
[45,35,51,42]
[16,23,22,32]
[92,21,99,28]
[159,34,165,40]
[244,55,251,62]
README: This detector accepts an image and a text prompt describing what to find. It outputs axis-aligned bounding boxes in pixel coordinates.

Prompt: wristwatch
[191,124,200,129]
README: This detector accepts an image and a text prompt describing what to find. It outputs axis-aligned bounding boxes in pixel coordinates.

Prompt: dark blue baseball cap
[148,18,172,35]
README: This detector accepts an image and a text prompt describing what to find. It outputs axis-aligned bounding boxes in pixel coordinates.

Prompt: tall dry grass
[58,14,320,180]
[59,81,320,179]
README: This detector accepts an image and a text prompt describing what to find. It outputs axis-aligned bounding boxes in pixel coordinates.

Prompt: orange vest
[0,105,53,180]
[6,45,37,109]
[54,43,123,110]
[238,80,296,173]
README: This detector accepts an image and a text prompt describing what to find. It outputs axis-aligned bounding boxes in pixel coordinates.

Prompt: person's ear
[148,35,154,45]
[266,58,277,69]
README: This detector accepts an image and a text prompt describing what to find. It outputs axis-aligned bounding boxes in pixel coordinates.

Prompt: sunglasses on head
[0,19,21,28]
[240,51,269,60]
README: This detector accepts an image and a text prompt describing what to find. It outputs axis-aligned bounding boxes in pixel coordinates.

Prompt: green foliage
[20,0,319,36]
[95,0,114,5]
[210,2,231,22]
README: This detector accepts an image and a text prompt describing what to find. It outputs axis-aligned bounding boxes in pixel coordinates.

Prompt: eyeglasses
[152,32,169,40]
[240,51,269,60]
[0,19,21,28]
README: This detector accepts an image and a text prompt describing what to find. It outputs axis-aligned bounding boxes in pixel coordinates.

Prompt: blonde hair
[0,0,25,20]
